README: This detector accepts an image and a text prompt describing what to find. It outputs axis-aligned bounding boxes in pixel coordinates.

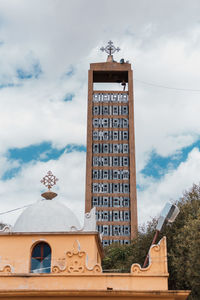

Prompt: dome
[13,200,80,232]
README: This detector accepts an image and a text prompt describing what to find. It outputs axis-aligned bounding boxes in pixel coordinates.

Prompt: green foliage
[102,184,200,300]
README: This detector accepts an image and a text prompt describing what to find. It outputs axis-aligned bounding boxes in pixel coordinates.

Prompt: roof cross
[41,171,58,191]
[100,40,120,56]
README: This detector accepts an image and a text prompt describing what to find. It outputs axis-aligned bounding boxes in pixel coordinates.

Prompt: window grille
[103,225,109,235]
[93,170,99,179]
[103,197,109,207]
[93,118,99,127]
[113,211,119,221]
[93,131,98,141]
[123,157,129,166]
[92,197,98,206]
[113,197,120,207]
[122,106,128,115]
[123,197,129,207]
[93,156,99,166]
[123,131,128,140]
[93,106,99,115]
[93,183,99,193]
[113,106,118,115]
[123,184,129,193]
[124,211,130,221]
[103,106,109,115]
[103,170,109,180]
[123,144,129,153]
[124,226,130,235]
[113,119,119,128]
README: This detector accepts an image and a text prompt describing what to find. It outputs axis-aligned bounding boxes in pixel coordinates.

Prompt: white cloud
[0,0,200,226]
[0,151,86,226]
[138,148,200,224]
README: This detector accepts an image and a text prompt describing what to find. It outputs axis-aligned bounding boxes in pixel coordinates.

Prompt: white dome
[13,200,80,232]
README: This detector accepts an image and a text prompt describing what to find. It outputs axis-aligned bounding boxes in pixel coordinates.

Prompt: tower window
[93,131,98,141]
[124,226,130,235]
[113,131,118,140]
[113,106,118,115]
[103,197,109,207]
[31,242,51,273]
[113,211,119,221]
[123,144,129,153]
[103,106,109,115]
[113,119,119,128]
[93,118,99,128]
[93,170,99,179]
[113,170,119,180]
[123,131,128,140]
[103,211,109,221]
[124,240,130,245]
[103,144,109,153]
[93,144,99,154]
[103,157,109,166]
[113,197,120,207]
[113,225,120,236]
[122,106,128,115]
[123,170,129,180]
[103,225,109,235]
[123,118,129,128]
[124,211,130,221]
[103,94,109,102]
[103,183,109,193]
[103,131,109,140]
[93,94,99,102]
[123,157,129,166]
[113,183,119,193]
[103,240,109,247]
[93,183,99,193]
[122,94,128,102]
[102,118,108,128]
[113,144,119,153]
[123,184,129,193]
[123,197,130,207]
[113,157,119,167]
[93,156,99,166]
[103,170,109,180]
[92,197,98,206]
[93,106,99,115]
[113,94,118,102]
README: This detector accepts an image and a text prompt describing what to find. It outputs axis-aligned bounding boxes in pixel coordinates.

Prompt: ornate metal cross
[100,40,120,56]
[41,171,58,191]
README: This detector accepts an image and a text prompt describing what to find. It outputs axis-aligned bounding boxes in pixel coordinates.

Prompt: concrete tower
[85,41,137,246]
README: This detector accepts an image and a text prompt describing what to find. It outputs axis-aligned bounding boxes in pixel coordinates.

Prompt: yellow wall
[0,232,102,274]
[0,234,190,299]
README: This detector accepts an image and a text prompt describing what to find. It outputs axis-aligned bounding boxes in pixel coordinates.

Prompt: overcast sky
[0,0,200,227]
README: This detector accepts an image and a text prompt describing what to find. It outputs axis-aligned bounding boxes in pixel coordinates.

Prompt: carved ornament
[52,240,102,274]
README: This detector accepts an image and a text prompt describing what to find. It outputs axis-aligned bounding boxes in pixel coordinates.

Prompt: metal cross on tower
[100,40,120,56]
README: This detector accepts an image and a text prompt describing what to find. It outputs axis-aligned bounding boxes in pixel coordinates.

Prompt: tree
[102,184,200,300]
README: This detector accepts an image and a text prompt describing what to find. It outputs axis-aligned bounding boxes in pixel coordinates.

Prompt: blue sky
[0,0,200,225]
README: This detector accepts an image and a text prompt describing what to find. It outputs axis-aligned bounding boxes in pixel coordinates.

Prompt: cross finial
[100,40,120,61]
[40,171,58,200]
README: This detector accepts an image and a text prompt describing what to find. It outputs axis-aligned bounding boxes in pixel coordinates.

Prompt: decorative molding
[81,207,97,232]
[52,240,102,274]
[131,237,168,276]
[0,265,12,274]
[0,225,11,233]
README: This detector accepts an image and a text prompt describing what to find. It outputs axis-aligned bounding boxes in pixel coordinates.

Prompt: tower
[85,41,137,246]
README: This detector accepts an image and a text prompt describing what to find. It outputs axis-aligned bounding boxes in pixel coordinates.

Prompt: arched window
[31,242,51,273]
